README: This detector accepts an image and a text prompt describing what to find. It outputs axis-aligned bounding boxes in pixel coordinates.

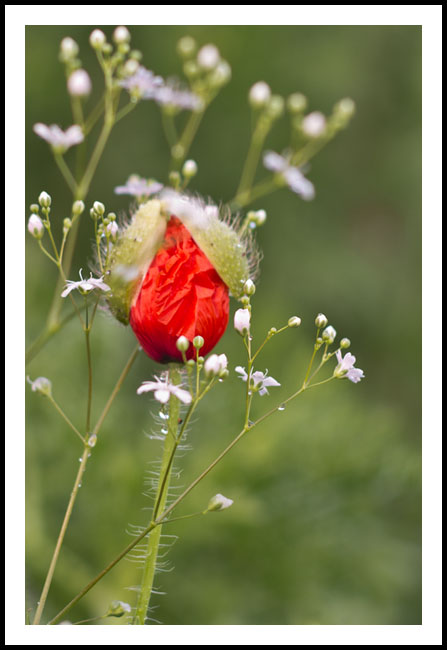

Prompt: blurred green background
[25,25,421,625]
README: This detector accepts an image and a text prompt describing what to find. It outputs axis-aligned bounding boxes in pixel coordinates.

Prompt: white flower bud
[266,95,284,119]
[106,221,119,240]
[301,111,326,138]
[315,313,328,328]
[38,191,51,208]
[67,69,92,97]
[60,37,79,60]
[89,29,106,49]
[204,354,222,377]
[28,214,44,238]
[87,433,97,447]
[340,337,351,349]
[210,61,231,86]
[335,97,355,119]
[123,59,139,76]
[182,159,198,178]
[243,279,256,296]
[234,308,251,336]
[193,335,204,349]
[113,26,130,44]
[287,92,307,114]
[253,209,267,226]
[249,81,271,108]
[197,44,220,69]
[176,335,190,353]
[207,493,233,512]
[93,201,105,216]
[177,35,197,58]
[288,316,301,328]
[72,200,85,216]
[322,325,337,344]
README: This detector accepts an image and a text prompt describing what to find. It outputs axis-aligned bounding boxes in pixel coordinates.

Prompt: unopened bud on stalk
[63,218,72,233]
[197,44,220,70]
[28,376,52,397]
[301,111,326,138]
[266,95,284,119]
[193,335,204,349]
[30,204,40,214]
[123,59,139,76]
[315,313,328,328]
[340,337,351,349]
[249,81,271,108]
[177,35,197,59]
[89,29,106,49]
[176,336,190,353]
[288,316,301,328]
[28,214,44,238]
[93,201,105,216]
[182,159,198,178]
[106,221,119,240]
[38,191,51,208]
[234,308,251,336]
[243,279,256,296]
[113,26,130,44]
[67,69,92,97]
[60,37,79,61]
[72,200,85,216]
[322,325,337,344]
[287,92,307,114]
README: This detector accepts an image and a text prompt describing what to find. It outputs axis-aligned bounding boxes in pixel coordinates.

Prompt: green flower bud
[288,316,301,328]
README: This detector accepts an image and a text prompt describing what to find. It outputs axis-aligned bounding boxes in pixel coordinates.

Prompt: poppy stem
[132,366,182,625]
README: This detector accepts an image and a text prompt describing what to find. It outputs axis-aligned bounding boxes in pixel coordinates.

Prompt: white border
[6,4,442,646]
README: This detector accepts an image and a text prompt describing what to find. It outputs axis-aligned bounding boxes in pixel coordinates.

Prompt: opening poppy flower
[129,216,229,363]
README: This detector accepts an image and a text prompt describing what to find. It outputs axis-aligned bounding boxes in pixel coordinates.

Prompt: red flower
[129,216,229,363]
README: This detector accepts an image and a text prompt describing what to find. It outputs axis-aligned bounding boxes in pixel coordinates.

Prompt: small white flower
[153,81,202,112]
[301,111,326,138]
[204,353,228,377]
[235,367,280,396]
[27,376,52,396]
[67,69,92,97]
[34,123,84,153]
[263,151,315,201]
[182,159,198,177]
[207,493,234,511]
[137,374,192,405]
[120,67,164,99]
[114,175,163,197]
[249,81,271,107]
[61,269,111,298]
[334,350,365,383]
[197,44,220,69]
[234,308,251,336]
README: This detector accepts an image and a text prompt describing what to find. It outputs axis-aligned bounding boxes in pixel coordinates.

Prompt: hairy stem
[132,366,181,625]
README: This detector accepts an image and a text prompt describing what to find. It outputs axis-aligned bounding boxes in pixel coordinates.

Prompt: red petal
[130,217,229,363]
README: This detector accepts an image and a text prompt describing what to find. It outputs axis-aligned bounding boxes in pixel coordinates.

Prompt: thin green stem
[161,109,178,150]
[132,366,182,625]
[84,325,93,434]
[235,116,272,203]
[47,396,85,444]
[32,445,90,625]
[171,110,204,171]
[54,154,78,196]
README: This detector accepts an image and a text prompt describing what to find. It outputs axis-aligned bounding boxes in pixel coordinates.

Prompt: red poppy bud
[129,217,229,363]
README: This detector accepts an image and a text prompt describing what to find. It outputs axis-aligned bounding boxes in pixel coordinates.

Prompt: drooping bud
[207,493,234,512]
